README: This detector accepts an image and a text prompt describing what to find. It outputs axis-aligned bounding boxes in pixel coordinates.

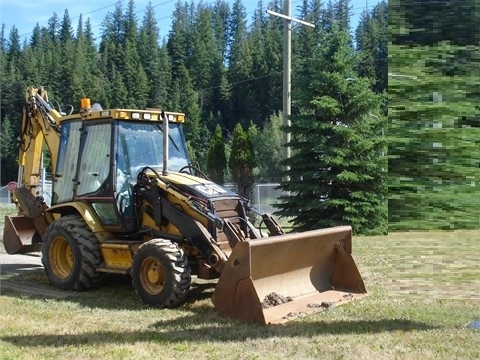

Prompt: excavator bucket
[2,215,41,254]
[212,226,367,324]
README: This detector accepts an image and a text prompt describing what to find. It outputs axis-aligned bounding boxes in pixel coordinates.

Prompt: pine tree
[174,63,204,167]
[58,9,74,45]
[248,113,283,182]
[102,0,125,46]
[229,123,256,201]
[355,1,387,94]
[4,26,27,120]
[82,18,109,106]
[322,0,335,33]
[371,1,388,94]
[138,3,162,108]
[167,1,191,82]
[206,1,231,131]
[263,1,283,116]
[293,0,323,111]
[247,0,272,127]
[212,0,230,60]
[99,0,125,104]
[293,0,322,61]
[124,0,138,41]
[157,44,173,109]
[109,64,128,107]
[19,42,41,88]
[123,38,149,108]
[355,10,375,80]
[0,25,6,121]
[334,0,351,31]
[190,3,216,119]
[43,13,62,91]
[0,116,18,184]
[57,10,76,104]
[6,26,21,64]
[277,25,387,235]
[227,0,251,129]
[207,124,227,184]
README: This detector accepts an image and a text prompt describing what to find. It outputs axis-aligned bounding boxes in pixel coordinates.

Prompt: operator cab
[52,110,190,232]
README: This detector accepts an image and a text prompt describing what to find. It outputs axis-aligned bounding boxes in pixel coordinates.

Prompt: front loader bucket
[212,226,367,324]
[2,215,41,254]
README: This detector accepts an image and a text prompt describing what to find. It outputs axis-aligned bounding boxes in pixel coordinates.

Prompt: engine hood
[158,171,238,201]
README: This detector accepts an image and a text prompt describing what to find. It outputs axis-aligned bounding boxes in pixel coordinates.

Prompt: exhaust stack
[162,111,169,176]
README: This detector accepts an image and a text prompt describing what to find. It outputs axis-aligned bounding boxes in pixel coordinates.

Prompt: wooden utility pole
[283,0,292,169]
[267,1,314,180]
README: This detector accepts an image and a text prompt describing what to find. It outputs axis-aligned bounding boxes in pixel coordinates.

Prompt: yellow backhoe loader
[2,86,367,324]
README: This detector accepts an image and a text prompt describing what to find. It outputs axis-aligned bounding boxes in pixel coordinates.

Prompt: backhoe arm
[4,86,62,253]
[18,86,62,197]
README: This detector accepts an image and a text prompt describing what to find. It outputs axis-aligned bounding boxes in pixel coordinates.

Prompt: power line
[12,0,180,38]
[17,1,119,38]
[12,0,382,40]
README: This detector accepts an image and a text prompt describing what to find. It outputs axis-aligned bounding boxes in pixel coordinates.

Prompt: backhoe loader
[2,86,367,324]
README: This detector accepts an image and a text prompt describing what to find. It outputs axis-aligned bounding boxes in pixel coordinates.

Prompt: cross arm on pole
[266,9,315,28]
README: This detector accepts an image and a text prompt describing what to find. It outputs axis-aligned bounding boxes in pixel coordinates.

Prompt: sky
[0,0,382,44]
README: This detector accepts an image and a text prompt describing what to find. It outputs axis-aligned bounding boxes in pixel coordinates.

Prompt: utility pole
[267,1,314,181]
[283,0,292,176]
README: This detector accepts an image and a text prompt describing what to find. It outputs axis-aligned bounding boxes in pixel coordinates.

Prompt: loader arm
[134,169,245,272]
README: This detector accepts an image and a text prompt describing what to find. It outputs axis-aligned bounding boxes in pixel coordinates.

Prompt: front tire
[41,215,105,290]
[132,239,191,307]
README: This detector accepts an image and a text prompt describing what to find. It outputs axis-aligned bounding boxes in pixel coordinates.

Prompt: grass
[1,205,479,359]
[0,203,16,218]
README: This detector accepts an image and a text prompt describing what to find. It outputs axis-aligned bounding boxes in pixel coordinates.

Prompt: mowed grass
[0,205,479,359]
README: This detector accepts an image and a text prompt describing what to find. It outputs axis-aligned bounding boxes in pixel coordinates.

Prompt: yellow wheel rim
[49,236,74,279]
[140,257,165,295]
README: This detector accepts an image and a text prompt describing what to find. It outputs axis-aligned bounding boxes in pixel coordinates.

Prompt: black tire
[132,239,191,308]
[41,215,105,290]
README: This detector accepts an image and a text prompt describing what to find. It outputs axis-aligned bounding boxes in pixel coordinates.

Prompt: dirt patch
[0,253,43,273]
[0,280,71,299]
[0,248,61,298]
[0,253,74,299]
[261,292,292,308]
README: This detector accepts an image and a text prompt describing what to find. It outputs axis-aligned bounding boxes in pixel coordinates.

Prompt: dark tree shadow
[0,316,439,348]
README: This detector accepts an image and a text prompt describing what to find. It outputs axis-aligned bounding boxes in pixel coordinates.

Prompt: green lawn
[0,205,479,359]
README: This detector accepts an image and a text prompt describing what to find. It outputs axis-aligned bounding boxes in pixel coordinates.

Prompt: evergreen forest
[1,0,387,235]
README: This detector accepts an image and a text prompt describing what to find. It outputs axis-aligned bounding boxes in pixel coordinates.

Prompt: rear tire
[41,215,105,290]
[132,239,191,307]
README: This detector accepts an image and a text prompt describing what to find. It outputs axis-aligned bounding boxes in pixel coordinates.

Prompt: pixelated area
[389,1,480,231]
[387,231,480,299]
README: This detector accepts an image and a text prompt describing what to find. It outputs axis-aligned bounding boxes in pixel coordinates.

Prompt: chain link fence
[0,180,52,206]
[0,185,12,205]
[251,183,283,214]
[1,181,284,218]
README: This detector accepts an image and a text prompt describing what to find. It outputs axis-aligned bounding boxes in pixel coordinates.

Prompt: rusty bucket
[212,226,367,324]
[3,215,41,254]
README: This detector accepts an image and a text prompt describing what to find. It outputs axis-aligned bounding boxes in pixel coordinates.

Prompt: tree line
[1,0,387,235]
